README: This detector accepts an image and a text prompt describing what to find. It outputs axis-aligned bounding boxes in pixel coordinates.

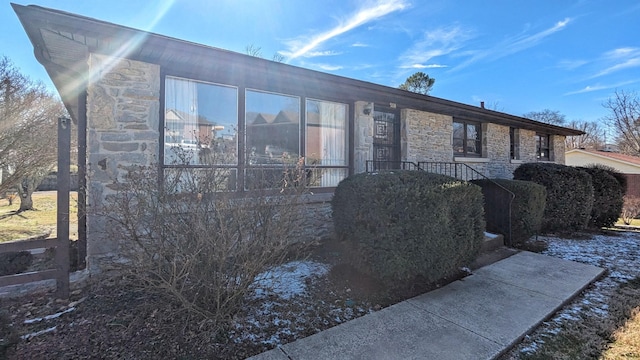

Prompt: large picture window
[453,120,482,157]
[163,76,348,190]
[245,90,300,165]
[306,99,348,187]
[164,77,238,166]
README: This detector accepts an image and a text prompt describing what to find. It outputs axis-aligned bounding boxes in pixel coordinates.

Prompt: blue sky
[2,0,639,124]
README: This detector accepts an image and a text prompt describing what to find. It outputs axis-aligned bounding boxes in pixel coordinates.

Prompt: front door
[373,106,400,170]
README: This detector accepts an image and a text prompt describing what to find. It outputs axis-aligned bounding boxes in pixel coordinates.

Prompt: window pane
[163,168,237,192]
[246,90,300,165]
[307,168,348,187]
[305,99,348,166]
[453,122,465,154]
[466,124,480,154]
[164,77,238,165]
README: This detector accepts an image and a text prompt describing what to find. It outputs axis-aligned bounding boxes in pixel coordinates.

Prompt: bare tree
[565,120,607,150]
[0,56,67,211]
[604,89,640,156]
[399,72,435,95]
[245,44,285,63]
[523,109,566,125]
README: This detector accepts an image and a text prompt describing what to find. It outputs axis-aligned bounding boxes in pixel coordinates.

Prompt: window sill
[454,157,490,163]
[510,159,524,164]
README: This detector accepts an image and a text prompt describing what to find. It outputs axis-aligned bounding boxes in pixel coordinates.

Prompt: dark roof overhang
[12,3,584,137]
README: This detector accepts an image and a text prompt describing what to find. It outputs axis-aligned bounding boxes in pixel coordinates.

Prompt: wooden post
[56,117,70,298]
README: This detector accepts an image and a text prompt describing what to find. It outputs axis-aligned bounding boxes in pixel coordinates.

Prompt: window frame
[162,76,240,168]
[536,133,551,161]
[305,98,349,187]
[510,127,520,161]
[160,73,351,191]
[453,119,482,158]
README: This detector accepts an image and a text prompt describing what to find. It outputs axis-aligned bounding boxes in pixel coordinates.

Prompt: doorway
[372,105,400,170]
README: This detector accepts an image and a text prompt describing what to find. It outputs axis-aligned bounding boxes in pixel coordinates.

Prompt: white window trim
[454,157,490,163]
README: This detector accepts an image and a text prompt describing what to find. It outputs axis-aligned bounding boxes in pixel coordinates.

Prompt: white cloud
[455,18,572,70]
[351,42,369,47]
[557,59,588,70]
[398,25,473,69]
[314,63,344,71]
[564,79,639,95]
[401,63,448,69]
[284,0,408,60]
[591,47,640,78]
[304,50,342,58]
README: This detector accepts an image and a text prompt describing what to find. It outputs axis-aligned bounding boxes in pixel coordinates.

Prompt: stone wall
[86,54,160,274]
[552,135,566,164]
[483,123,511,178]
[401,109,452,162]
[353,101,374,174]
[519,129,537,163]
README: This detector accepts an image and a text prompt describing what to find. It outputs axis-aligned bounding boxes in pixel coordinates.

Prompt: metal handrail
[365,160,421,172]
[418,162,516,246]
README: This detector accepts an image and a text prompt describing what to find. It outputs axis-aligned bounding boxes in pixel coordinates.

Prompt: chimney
[480,101,485,109]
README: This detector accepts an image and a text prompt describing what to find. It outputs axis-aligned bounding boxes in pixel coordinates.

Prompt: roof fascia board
[13,3,584,137]
[566,149,640,168]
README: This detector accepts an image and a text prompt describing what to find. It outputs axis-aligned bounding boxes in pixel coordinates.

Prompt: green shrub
[579,165,624,228]
[513,163,593,233]
[598,165,627,195]
[471,179,546,245]
[332,170,485,285]
[0,251,33,276]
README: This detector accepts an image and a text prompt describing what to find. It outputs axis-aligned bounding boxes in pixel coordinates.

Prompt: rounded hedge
[513,163,593,233]
[579,165,624,228]
[332,170,485,285]
[471,179,546,245]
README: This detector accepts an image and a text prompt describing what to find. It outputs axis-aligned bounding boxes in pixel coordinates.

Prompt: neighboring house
[13,4,583,274]
[565,149,640,196]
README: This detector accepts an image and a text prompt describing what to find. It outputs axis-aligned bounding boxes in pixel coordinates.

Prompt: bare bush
[100,156,313,330]
[621,195,640,225]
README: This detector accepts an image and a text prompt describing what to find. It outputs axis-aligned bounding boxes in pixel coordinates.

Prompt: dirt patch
[1,237,470,359]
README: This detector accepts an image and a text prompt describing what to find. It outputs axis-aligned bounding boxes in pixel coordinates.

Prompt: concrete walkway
[248,251,604,360]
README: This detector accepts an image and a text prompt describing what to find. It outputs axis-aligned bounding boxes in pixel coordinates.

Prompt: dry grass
[513,276,640,360]
[616,218,640,227]
[0,191,78,242]
[602,306,640,359]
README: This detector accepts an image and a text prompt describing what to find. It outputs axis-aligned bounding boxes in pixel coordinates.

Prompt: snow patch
[252,260,329,300]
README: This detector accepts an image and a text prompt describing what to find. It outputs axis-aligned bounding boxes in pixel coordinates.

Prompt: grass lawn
[0,191,78,242]
[616,218,640,227]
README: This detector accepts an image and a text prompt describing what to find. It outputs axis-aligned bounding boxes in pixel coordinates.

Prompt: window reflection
[245,90,300,165]
[164,77,238,165]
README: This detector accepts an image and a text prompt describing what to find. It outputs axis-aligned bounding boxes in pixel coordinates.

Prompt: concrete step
[481,232,504,253]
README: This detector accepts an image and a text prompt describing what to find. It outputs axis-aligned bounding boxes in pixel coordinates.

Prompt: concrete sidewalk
[248,251,604,360]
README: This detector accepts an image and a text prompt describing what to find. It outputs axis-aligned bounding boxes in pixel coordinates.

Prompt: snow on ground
[252,260,329,300]
[231,260,334,346]
[515,230,640,356]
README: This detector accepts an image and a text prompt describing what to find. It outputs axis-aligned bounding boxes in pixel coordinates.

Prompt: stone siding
[519,129,537,163]
[353,101,374,174]
[552,135,566,164]
[86,54,160,274]
[401,109,452,162]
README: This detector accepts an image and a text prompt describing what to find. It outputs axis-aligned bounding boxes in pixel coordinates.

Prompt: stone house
[13,4,583,274]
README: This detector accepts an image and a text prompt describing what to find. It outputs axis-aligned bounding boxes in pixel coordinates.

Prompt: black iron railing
[365,160,421,172]
[419,162,515,246]
[364,160,515,246]
[417,162,486,181]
